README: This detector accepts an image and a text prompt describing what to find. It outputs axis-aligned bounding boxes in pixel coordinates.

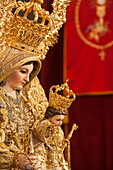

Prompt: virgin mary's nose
[24,73,30,82]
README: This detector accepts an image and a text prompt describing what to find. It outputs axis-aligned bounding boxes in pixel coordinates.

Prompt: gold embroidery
[75,0,113,60]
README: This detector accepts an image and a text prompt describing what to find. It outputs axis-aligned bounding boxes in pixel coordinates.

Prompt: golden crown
[0,0,70,60]
[49,80,76,112]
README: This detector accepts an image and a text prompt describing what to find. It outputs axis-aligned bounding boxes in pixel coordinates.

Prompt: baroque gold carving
[0,128,5,142]
[21,77,48,121]
[0,0,71,60]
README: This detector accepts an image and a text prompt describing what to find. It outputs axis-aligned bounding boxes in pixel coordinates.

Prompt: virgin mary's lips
[21,82,26,85]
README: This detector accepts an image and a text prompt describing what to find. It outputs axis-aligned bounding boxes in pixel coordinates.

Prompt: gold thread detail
[75,0,113,60]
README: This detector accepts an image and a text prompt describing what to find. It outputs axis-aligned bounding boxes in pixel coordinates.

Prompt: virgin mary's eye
[20,70,27,73]
[20,71,26,73]
[56,119,60,121]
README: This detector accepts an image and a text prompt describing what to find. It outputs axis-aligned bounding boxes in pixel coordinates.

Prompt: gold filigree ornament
[0,128,5,143]
[49,80,76,112]
[20,77,48,123]
[75,0,113,61]
[0,0,71,60]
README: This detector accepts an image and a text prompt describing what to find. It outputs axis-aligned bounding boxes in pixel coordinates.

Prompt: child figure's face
[49,115,65,127]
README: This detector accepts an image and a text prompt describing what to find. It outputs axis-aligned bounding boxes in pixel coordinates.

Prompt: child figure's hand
[45,125,58,137]
[64,138,70,144]
[51,124,59,131]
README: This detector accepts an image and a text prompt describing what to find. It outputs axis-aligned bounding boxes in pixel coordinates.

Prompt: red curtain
[41,1,113,170]
[69,95,113,170]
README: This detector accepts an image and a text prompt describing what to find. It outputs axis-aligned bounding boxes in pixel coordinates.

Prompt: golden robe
[0,77,48,170]
[0,87,29,169]
[34,119,68,170]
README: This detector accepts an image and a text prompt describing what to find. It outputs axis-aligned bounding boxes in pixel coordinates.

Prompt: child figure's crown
[49,80,76,112]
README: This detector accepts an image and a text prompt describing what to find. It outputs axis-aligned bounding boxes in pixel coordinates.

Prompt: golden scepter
[62,123,78,169]
[67,123,78,140]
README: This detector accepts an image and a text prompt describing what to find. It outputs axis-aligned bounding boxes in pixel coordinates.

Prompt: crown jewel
[49,80,76,112]
[0,0,70,60]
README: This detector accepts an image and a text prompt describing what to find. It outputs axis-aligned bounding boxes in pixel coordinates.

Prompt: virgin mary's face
[6,63,34,90]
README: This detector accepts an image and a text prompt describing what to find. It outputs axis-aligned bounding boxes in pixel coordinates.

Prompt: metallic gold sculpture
[33,81,77,170]
[0,0,74,169]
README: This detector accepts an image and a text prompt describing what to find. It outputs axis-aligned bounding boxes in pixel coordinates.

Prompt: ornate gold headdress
[49,80,76,112]
[0,0,70,60]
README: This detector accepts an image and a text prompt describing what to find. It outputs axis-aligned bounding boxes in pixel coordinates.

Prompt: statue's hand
[45,125,59,137]
[18,154,30,170]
